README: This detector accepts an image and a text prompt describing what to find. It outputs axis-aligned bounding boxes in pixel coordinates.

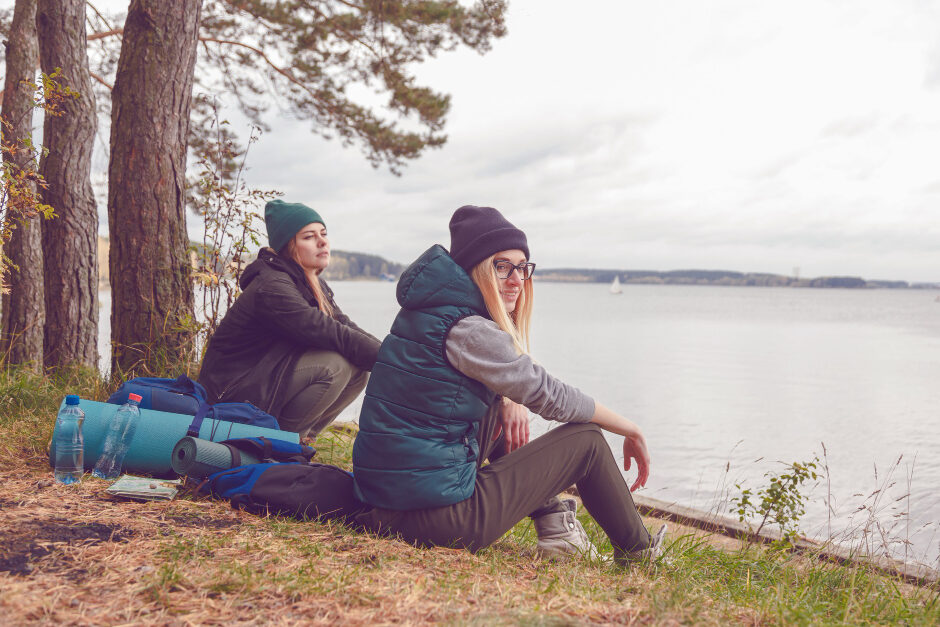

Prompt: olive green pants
[355,408,652,559]
[277,350,368,440]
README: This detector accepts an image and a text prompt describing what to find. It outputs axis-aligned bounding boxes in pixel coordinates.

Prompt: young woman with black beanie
[198,199,381,440]
[351,205,666,564]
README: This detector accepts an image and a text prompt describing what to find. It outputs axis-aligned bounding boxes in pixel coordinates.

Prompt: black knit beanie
[448,205,529,272]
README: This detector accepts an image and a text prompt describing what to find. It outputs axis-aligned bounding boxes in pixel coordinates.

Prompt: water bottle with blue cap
[54,395,85,484]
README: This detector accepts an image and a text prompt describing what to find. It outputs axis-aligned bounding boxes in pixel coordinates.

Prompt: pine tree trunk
[1,0,44,369]
[108,0,201,375]
[36,0,99,370]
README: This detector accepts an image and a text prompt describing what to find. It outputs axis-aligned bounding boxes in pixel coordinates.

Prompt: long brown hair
[469,253,533,355]
[284,239,334,318]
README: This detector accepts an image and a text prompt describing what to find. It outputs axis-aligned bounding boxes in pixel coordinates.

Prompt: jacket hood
[396,245,488,314]
[240,248,305,290]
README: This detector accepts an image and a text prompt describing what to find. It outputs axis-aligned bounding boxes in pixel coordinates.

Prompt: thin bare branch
[86,1,118,30]
[88,28,123,41]
[89,71,112,90]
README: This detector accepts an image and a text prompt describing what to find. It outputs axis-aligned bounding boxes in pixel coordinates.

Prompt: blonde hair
[469,254,533,355]
[284,239,334,318]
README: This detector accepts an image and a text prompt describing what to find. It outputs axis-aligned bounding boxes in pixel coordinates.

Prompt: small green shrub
[732,455,820,542]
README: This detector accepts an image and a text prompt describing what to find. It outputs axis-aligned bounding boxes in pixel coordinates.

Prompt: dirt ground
[0,464,254,623]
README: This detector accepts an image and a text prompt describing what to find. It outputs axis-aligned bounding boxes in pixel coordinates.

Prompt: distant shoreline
[94,238,939,288]
[536,268,940,290]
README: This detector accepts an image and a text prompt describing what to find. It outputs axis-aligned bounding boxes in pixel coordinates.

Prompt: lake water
[99,281,940,566]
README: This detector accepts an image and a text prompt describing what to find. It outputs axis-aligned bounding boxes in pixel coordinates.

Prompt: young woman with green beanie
[198,199,381,440]
[351,205,666,564]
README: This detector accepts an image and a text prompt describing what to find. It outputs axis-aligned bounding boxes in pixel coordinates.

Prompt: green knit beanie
[264,199,325,253]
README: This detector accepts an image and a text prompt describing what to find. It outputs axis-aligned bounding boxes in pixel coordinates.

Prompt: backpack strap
[216,437,315,463]
[222,443,242,468]
[258,437,273,461]
[196,467,251,510]
[195,466,241,494]
[186,402,212,437]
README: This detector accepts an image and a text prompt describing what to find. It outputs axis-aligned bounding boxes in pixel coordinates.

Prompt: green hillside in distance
[321,250,404,281]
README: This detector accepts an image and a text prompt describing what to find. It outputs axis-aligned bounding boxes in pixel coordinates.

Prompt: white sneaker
[619,524,668,566]
[533,499,605,561]
[648,524,668,560]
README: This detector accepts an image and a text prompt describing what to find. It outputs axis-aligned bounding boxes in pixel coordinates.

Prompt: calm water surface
[99,281,940,564]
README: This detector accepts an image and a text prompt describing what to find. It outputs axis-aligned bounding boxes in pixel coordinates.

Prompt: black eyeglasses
[493,260,536,280]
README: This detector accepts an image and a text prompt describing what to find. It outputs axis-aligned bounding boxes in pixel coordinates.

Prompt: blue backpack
[108,375,206,414]
[108,375,280,433]
[202,461,366,524]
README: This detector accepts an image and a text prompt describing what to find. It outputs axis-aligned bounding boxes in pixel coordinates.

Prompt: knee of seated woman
[556,422,609,451]
[582,422,610,448]
[295,349,355,376]
[554,421,604,438]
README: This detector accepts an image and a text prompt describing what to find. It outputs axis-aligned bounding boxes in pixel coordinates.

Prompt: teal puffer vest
[352,245,497,510]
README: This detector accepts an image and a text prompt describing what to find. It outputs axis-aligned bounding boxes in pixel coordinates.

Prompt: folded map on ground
[105,474,182,501]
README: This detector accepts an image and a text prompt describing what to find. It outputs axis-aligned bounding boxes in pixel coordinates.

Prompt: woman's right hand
[589,401,650,492]
[495,397,530,453]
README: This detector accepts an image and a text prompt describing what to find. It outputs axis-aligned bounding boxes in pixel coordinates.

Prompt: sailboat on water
[609,275,623,294]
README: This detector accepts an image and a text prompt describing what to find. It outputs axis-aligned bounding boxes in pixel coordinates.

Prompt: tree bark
[108,0,200,375]
[36,0,98,370]
[1,0,44,369]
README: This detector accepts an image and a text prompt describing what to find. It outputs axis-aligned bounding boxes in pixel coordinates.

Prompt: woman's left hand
[589,401,651,492]
[622,433,650,492]
[495,398,530,453]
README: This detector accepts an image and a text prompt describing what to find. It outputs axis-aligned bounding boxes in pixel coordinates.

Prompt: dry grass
[0,416,673,626]
[0,460,667,625]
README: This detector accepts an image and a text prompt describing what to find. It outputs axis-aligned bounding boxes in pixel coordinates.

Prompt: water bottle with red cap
[92,393,142,480]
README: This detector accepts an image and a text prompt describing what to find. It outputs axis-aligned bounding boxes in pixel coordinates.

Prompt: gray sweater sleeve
[445,316,595,423]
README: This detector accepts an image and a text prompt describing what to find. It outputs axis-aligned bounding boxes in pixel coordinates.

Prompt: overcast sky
[97,0,940,283]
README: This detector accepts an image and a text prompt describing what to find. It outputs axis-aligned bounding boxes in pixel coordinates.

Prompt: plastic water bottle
[92,393,142,480]
[54,395,85,484]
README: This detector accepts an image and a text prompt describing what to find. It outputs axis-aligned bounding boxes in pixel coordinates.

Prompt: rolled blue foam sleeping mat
[48,398,296,478]
[171,436,261,479]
